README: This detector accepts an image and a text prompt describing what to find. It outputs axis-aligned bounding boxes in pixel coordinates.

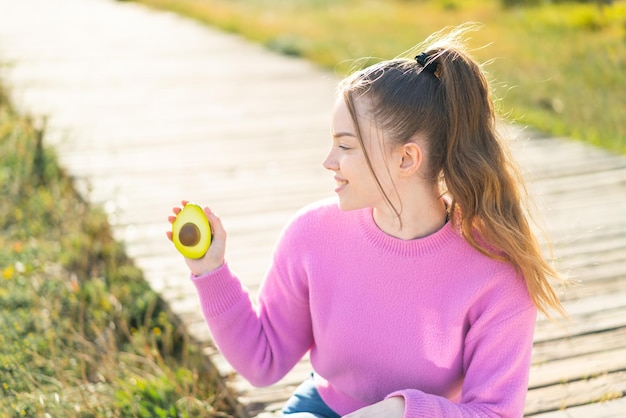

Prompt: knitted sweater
[191,198,537,417]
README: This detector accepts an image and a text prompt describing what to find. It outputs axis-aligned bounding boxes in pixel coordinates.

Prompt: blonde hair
[339,24,566,318]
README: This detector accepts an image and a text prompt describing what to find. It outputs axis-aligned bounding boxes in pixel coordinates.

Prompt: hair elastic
[415,52,438,75]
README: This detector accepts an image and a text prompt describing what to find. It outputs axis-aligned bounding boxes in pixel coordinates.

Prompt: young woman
[168,25,565,418]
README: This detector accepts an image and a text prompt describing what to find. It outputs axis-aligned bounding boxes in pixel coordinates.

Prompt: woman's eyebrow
[332,131,356,138]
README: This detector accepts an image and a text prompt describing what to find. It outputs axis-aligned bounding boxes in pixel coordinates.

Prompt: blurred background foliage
[0,88,235,417]
[133,0,626,153]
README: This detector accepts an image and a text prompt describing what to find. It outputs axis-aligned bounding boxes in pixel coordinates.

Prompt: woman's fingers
[166,202,226,275]
[204,207,225,240]
[167,203,184,239]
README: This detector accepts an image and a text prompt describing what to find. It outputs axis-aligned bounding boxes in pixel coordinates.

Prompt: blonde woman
[168,25,565,417]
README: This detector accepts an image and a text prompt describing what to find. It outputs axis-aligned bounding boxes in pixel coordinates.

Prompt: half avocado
[172,203,212,259]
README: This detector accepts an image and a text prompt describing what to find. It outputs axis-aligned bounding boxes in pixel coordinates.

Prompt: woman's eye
[338,145,351,150]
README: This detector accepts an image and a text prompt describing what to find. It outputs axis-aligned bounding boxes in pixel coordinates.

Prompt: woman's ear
[397,142,423,176]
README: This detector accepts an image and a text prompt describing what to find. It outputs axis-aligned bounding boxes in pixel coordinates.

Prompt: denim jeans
[282,375,341,418]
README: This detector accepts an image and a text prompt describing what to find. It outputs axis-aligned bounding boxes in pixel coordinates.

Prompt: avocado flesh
[172,203,211,259]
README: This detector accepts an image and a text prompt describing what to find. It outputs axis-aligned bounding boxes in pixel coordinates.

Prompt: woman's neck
[372,191,448,240]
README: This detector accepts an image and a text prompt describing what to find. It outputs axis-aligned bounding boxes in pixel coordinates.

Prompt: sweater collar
[356,207,459,258]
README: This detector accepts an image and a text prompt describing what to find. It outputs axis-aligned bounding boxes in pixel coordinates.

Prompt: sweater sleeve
[386,304,537,417]
[190,221,313,387]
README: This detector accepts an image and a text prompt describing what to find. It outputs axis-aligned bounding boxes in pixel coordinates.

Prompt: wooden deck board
[529,345,626,388]
[529,396,626,418]
[525,371,626,416]
[532,327,626,364]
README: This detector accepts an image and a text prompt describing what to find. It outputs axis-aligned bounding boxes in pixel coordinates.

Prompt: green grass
[132,0,626,154]
[0,89,234,417]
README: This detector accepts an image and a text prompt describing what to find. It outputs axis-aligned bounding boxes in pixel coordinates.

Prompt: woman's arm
[179,204,314,387]
[384,305,537,418]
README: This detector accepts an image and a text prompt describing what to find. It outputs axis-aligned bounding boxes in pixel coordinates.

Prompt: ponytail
[340,24,567,318]
[439,48,566,318]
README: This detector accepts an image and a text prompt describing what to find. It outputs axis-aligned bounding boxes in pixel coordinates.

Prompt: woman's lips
[334,177,348,193]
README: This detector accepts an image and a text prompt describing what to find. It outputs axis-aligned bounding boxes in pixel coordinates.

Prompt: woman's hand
[167,200,226,276]
[343,397,405,418]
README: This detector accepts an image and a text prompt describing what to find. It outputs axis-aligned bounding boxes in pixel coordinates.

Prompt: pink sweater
[191,198,537,417]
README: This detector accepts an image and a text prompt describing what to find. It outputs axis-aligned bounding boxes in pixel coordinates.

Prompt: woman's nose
[322,149,337,171]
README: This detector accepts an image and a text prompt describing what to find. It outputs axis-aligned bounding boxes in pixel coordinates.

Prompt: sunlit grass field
[134,0,626,153]
[0,89,234,417]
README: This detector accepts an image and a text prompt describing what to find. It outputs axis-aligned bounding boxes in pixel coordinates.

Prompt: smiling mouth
[334,178,348,193]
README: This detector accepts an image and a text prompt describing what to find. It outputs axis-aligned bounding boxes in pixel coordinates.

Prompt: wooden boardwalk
[0,0,625,416]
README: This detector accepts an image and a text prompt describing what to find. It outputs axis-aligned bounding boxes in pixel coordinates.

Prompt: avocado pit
[171,203,211,259]
[179,222,201,246]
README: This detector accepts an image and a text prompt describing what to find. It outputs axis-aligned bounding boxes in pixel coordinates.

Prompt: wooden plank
[534,305,626,342]
[558,277,626,302]
[554,230,626,261]
[543,288,626,319]
[533,167,626,194]
[532,327,626,364]
[525,371,626,416]
[529,395,626,417]
[529,346,626,389]
[514,138,626,179]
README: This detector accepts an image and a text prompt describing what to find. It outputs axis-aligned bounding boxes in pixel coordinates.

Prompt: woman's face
[323,96,397,212]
